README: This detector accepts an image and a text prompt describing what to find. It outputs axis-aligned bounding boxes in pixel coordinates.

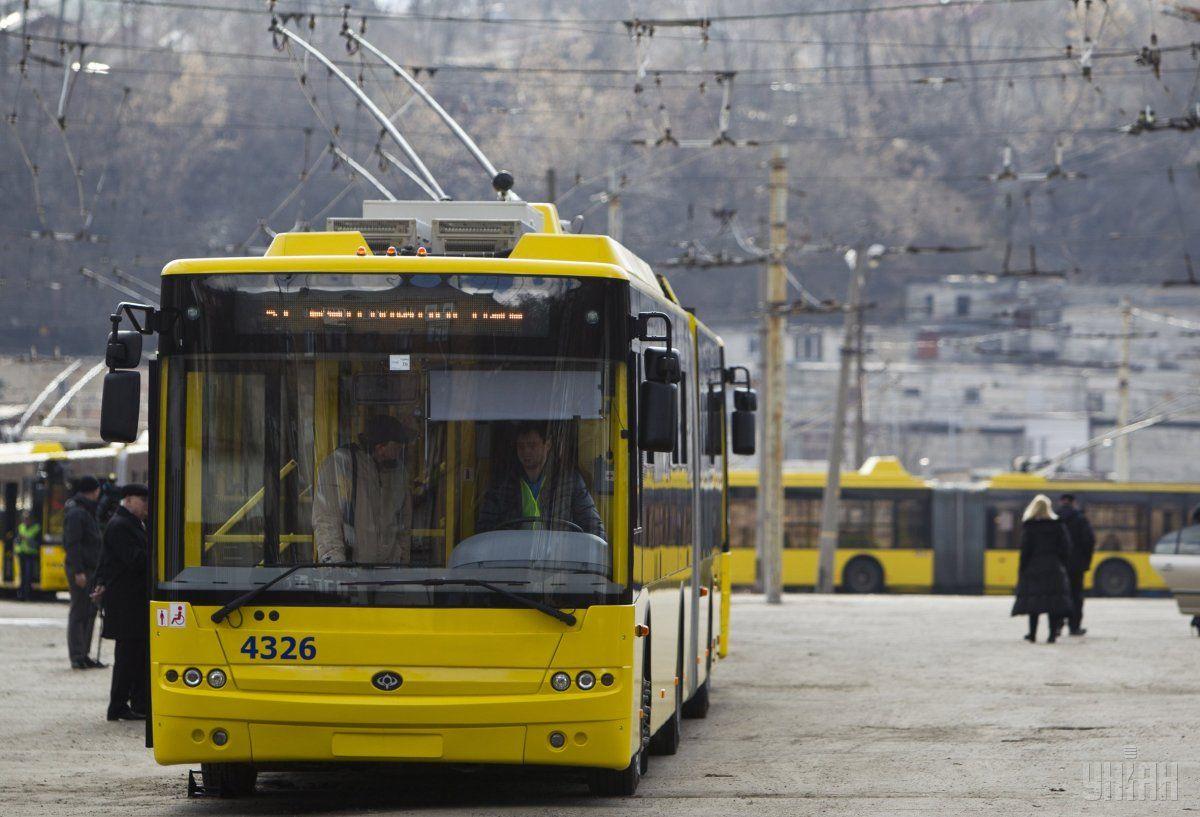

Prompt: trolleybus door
[687,323,703,697]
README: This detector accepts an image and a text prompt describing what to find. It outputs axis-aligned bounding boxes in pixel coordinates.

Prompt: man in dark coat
[1057,493,1096,636]
[63,476,103,669]
[91,484,149,721]
[477,422,605,539]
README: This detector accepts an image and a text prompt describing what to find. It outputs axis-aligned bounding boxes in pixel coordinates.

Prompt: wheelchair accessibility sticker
[157,603,187,628]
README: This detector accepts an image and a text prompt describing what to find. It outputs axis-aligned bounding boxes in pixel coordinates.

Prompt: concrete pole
[853,306,867,467]
[816,251,866,593]
[1115,296,1132,481]
[606,169,622,243]
[758,146,788,604]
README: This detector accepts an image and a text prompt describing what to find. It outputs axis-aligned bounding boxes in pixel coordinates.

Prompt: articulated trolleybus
[99,199,756,797]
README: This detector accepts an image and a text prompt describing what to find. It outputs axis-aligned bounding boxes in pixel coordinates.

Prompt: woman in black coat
[92,484,149,720]
[1011,494,1073,643]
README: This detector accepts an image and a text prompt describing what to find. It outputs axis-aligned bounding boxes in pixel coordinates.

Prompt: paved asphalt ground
[1,594,1197,816]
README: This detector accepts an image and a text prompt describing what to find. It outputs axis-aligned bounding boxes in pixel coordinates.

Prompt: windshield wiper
[338,577,578,626]
[209,562,388,624]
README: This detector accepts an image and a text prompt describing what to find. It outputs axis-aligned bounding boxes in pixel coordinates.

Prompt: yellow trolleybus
[982,472,1200,596]
[98,200,755,797]
[727,457,934,592]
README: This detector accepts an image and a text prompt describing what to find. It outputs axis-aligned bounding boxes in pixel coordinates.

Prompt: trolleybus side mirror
[106,330,142,369]
[639,379,678,452]
[100,301,157,443]
[100,370,140,443]
[727,365,757,456]
[731,395,757,456]
[634,311,681,454]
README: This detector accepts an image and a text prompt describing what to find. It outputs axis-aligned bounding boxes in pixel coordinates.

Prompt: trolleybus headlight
[182,667,203,687]
[206,669,227,689]
[550,672,571,692]
[576,671,596,691]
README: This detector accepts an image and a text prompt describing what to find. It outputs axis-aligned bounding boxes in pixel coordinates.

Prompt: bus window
[895,497,930,549]
[1089,502,1144,552]
[729,490,755,549]
[988,503,1022,550]
[783,495,818,548]
[159,272,625,608]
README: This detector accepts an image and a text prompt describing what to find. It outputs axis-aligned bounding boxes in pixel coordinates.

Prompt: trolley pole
[1115,296,1133,481]
[758,146,788,605]
[816,245,875,593]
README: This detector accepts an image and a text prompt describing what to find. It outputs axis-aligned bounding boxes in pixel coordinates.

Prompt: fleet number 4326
[239,635,317,661]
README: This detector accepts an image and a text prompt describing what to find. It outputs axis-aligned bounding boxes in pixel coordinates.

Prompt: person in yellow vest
[15,510,41,601]
[476,421,604,538]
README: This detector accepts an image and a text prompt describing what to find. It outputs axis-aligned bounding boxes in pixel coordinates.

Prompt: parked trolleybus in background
[727,459,1199,596]
[0,441,148,596]
[728,457,934,593]
[98,199,756,797]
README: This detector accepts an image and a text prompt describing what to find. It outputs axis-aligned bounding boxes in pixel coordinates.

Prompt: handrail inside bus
[206,460,300,548]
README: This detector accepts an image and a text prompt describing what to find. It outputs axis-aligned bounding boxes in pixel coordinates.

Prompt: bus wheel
[200,762,257,798]
[1093,560,1136,597]
[842,557,884,594]
[587,752,641,796]
[682,679,710,719]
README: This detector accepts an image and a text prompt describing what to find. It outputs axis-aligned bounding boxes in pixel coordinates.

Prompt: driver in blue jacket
[476,421,604,539]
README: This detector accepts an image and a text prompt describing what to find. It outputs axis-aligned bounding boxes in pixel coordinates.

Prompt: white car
[1150,525,1200,631]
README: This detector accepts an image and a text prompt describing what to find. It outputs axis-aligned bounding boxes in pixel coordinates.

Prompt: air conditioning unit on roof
[351,200,544,256]
[325,217,431,254]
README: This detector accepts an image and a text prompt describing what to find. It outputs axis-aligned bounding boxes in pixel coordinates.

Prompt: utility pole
[816,245,879,593]
[606,169,622,243]
[1115,296,1133,480]
[757,146,787,605]
[545,167,557,203]
[853,307,867,467]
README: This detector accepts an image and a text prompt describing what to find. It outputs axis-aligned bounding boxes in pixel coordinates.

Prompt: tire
[589,634,651,796]
[1093,559,1136,597]
[682,678,710,719]
[842,556,884,594]
[200,762,257,798]
[648,609,683,756]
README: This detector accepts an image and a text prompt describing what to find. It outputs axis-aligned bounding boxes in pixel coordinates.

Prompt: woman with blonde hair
[1011,494,1073,642]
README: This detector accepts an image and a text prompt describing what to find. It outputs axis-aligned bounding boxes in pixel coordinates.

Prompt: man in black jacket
[63,476,103,669]
[1057,493,1096,636]
[92,484,150,720]
[476,422,605,539]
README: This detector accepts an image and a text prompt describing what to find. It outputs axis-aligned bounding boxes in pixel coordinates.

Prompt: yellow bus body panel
[150,602,638,770]
[728,548,933,590]
[984,550,1166,593]
[38,545,66,591]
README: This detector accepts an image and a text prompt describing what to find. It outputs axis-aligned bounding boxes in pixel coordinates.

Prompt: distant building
[714,277,1200,482]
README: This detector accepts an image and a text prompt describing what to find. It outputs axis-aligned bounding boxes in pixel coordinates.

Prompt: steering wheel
[494,516,583,533]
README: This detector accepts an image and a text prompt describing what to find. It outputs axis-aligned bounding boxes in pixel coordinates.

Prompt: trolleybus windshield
[156,272,627,609]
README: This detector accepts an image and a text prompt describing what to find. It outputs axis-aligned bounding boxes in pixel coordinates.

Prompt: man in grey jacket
[63,475,103,669]
[311,415,412,565]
